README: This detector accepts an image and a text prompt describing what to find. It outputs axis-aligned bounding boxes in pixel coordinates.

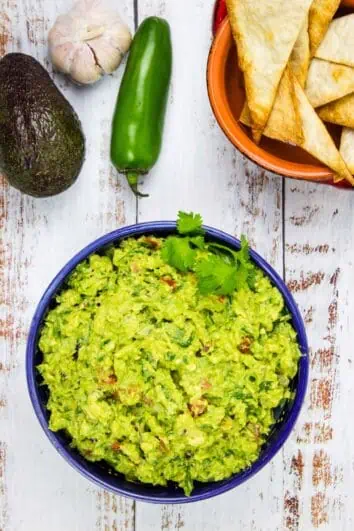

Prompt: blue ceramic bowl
[26,222,309,504]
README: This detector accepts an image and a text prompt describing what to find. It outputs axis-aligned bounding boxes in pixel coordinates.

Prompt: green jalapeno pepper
[110,17,172,197]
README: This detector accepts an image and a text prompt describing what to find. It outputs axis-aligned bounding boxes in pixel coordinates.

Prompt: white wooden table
[1,1,353,529]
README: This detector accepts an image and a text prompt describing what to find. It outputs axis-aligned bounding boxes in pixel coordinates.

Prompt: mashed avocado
[38,236,300,495]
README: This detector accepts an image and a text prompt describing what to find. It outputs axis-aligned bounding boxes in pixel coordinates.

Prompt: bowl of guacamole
[26,213,308,504]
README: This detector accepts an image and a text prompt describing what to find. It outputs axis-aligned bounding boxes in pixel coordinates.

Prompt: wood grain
[284,181,354,530]
[0,1,135,529]
[1,0,354,529]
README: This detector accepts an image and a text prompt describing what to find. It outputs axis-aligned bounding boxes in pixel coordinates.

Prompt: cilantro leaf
[189,235,206,250]
[207,242,237,263]
[195,255,238,296]
[177,212,204,235]
[235,236,256,290]
[161,237,196,272]
[247,266,257,289]
[233,263,250,291]
[238,236,250,264]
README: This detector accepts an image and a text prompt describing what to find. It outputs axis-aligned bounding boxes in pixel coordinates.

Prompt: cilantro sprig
[177,212,204,235]
[195,255,238,295]
[161,212,255,296]
[161,237,195,273]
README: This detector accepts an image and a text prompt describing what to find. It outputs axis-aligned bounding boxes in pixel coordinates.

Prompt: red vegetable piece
[213,0,227,36]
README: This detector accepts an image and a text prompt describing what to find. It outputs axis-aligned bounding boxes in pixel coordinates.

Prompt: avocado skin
[0,53,85,197]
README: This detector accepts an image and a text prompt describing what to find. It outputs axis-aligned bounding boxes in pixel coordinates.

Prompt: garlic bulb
[49,0,132,85]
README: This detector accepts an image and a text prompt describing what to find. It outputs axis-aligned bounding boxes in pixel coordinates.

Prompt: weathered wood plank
[135,1,286,529]
[3,0,354,529]
[0,0,135,529]
[284,181,354,530]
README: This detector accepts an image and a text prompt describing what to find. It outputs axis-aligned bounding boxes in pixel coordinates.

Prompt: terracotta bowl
[207,11,352,186]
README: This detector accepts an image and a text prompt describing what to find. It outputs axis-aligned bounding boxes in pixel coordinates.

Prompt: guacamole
[38,236,300,495]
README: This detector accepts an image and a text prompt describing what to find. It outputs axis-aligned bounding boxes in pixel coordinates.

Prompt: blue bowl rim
[26,221,309,504]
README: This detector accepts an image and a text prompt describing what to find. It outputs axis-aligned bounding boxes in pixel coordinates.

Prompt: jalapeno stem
[127,172,149,198]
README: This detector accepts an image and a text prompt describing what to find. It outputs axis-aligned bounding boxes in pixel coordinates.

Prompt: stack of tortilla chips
[226,0,354,185]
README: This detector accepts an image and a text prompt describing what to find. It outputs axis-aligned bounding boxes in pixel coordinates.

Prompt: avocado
[0,53,85,197]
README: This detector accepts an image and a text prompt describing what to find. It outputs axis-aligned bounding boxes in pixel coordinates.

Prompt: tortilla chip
[290,16,310,88]
[226,0,313,142]
[241,74,353,184]
[317,93,354,128]
[294,79,354,184]
[308,0,341,56]
[240,68,303,145]
[315,14,354,67]
[306,58,354,108]
[340,128,354,174]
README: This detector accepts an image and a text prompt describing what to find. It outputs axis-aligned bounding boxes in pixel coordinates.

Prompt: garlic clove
[70,44,103,84]
[50,42,79,74]
[81,24,106,43]
[88,37,123,74]
[106,22,132,55]
[49,15,80,44]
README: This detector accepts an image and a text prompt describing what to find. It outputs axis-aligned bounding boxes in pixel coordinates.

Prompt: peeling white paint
[1,0,354,530]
